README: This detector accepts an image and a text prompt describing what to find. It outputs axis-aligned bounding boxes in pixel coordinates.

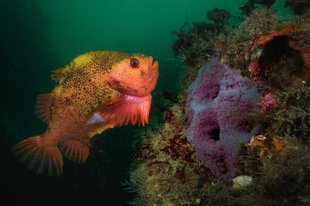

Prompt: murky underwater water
[1,0,309,205]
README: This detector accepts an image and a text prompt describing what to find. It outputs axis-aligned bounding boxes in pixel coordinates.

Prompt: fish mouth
[146,57,159,80]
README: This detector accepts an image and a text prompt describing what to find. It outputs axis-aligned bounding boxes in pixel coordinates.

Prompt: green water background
[0,0,290,205]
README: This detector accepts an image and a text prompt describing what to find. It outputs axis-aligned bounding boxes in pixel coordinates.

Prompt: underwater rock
[255,23,310,84]
[185,59,260,181]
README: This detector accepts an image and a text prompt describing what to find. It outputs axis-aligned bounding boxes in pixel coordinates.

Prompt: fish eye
[130,58,140,68]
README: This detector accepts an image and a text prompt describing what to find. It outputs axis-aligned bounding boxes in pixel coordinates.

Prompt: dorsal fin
[35,93,54,123]
[51,68,66,82]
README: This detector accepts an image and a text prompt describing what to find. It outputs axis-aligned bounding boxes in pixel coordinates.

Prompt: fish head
[108,54,159,97]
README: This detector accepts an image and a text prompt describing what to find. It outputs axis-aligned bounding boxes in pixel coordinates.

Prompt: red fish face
[107,55,159,97]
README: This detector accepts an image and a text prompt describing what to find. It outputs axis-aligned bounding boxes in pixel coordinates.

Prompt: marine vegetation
[11,51,159,176]
[285,0,310,14]
[172,8,231,66]
[239,0,276,16]
[128,6,310,206]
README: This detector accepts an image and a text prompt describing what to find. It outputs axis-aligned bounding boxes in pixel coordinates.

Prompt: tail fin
[11,136,63,176]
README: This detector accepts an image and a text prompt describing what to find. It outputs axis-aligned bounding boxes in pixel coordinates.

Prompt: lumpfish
[11,51,159,176]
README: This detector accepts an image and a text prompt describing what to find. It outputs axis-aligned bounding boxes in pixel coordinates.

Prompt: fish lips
[146,59,159,92]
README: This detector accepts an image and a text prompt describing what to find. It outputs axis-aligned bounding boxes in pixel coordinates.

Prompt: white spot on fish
[87,113,106,125]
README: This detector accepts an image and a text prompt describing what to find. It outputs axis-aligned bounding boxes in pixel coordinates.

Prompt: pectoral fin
[98,94,152,126]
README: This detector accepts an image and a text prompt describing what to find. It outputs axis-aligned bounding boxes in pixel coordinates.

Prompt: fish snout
[145,57,158,78]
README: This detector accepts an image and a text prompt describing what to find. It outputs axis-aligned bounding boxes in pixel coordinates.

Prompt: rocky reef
[128,5,310,206]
